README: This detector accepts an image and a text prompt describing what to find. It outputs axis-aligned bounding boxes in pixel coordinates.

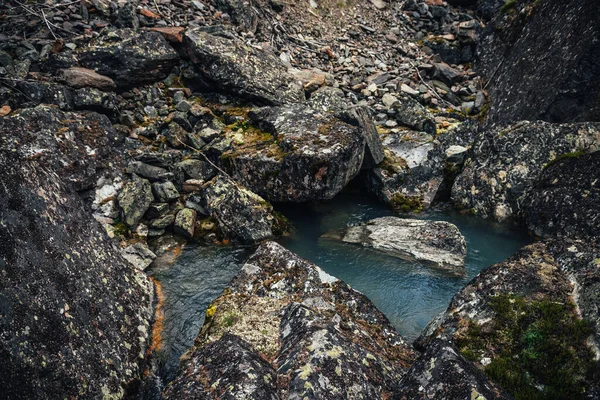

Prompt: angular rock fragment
[77,31,179,88]
[174,208,197,239]
[121,242,157,270]
[324,216,467,272]
[524,151,600,239]
[396,338,511,400]
[118,176,154,227]
[182,28,304,105]
[165,242,416,398]
[57,67,116,91]
[452,121,600,221]
[221,104,365,202]
[202,175,278,243]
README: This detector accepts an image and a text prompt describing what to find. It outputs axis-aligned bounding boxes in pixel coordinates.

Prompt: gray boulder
[324,216,467,273]
[221,104,365,202]
[416,239,600,399]
[164,242,416,398]
[396,338,511,400]
[182,28,304,105]
[0,106,154,398]
[152,181,180,202]
[452,121,600,222]
[523,151,600,240]
[77,30,179,88]
[202,175,281,243]
[118,176,154,227]
[174,208,197,239]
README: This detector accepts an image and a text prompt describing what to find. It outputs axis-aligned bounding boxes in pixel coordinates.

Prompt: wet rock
[202,175,278,243]
[163,333,279,399]
[57,67,116,91]
[118,175,154,227]
[221,104,365,202]
[77,30,179,88]
[417,239,600,399]
[452,121,600,222]
[166,242,416,398]
[121,241,157,270]
[523,151,600,240]
[0,108,153,399]
[324,216,467,273]
[396,338,511,400]
[478,0,600,125]
[174,208,196,238]
[152,181,180,202]
[182,28,304,105]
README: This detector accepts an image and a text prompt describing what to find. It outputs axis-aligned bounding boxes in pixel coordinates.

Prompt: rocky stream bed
[0,0,599,399]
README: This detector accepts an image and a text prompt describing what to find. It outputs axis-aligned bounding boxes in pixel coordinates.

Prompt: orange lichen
[148,277,166,353]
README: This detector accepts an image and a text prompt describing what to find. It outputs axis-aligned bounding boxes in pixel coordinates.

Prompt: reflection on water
[150,189,532,384]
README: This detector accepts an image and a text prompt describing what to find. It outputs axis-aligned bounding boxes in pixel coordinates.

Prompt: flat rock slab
[164,242,416,399]
[183,28,304,105]
[325,216,467,273]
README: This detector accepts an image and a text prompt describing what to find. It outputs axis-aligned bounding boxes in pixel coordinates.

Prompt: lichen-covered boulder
[163,333,279,399]
[396,338,511,400]
[477,0,600,125]
[221,104,365,202]
[76,30,179,88]
[366,121,475,212]
[323,216,467,273]
[164,242,416,399]
[201,175,281,243]
[417,239,600,399]
[452,121,600,222]
[523,151,600,240]
[118,175,154,227]
[182,28,304,105]
[0,107,154,398]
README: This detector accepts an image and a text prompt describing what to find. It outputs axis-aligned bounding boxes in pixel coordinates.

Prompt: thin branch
[40,9,57,40]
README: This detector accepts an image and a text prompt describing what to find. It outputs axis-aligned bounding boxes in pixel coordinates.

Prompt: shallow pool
[149,189,532,383]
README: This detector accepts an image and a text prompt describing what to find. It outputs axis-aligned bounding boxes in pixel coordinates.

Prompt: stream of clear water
[149,189,532,382]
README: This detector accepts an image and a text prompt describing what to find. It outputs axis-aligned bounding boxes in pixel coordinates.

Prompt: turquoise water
[150,189,531,382]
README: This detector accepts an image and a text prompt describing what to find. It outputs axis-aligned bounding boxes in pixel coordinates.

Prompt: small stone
[121,242,156,270]
[152,181,180,202]
[182,179,204,193]
[382,93,399,107]
[65,43,77,51]
[175,100,191,112]
[0,105,11,116]
[174,208,196,238]
[400,84,419,96]
[57,67,115,91]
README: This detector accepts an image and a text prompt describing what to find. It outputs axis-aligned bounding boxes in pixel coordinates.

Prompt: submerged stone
[323,216,467,273]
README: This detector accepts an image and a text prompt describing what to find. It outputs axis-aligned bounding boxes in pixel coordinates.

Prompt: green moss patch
[390,193,423,213]
[457,294,596,400]
[543,151,586,170]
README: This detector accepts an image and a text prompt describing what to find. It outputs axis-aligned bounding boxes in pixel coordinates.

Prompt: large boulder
[220,104,366,202]
[396,338,511,400]
[366,120,476,212]
[323,216,467,273]
[164,242,416,399]
[182,28,304,105]
[524,151,600,240]
[0,107,154,398]
[76,30,179,88]
[477,0,600,125]
[417,239,600,399]
[452,121,600,222]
